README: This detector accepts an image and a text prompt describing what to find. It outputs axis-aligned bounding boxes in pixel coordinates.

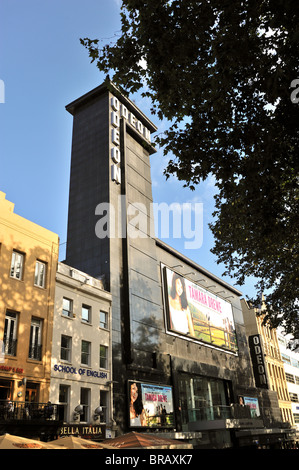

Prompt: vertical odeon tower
[65,80,160,429]
[64,80,284,447]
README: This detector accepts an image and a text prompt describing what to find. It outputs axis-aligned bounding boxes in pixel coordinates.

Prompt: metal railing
[182,405,234,423]
[181,403,267,424]
[3,339,42,360]
[28,344,42,361]
[180,403,294,430]
[0,400,60,421]
[3,338,17,356]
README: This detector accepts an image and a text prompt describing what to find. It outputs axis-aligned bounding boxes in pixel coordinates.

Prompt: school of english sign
[53,364,108,379]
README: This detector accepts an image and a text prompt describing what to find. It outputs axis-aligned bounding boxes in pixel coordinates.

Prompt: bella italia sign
[59,425,105,439]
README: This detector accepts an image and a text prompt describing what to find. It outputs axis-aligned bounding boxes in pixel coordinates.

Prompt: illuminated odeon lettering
[110,96,151,185]
[249,335,268,388]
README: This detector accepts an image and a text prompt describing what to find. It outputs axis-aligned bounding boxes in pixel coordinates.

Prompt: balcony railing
[3,338,17,356]
[182,405,235,424]
[28,344,42,361]
[0,400,60,422]
[181,403,293,430]
[181,403,271,424]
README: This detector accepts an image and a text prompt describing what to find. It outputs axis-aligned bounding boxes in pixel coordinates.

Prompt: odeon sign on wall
[110,95,152,185]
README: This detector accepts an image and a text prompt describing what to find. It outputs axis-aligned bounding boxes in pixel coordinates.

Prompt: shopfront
[0,378,13,401]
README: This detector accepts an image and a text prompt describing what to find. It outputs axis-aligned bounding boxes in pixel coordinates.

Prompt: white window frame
[62,297,73,317]
[99,390,108,423]
[59,384,70,422]
[28,317,42,360]
[10,251,24,280]
[100,311,108,330]
[80,387,90,422]
[82,304,91,323]
[99,344,108,370]
[61,335,72,362]
[81,340,91,366]
[3,311,18,356]
[34,260,46,288]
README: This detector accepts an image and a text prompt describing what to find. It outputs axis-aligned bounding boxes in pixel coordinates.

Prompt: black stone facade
[65,80,292,448]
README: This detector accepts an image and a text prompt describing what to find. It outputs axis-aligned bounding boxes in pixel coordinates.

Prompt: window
[28,318,42,360]
[81,340,91,366]
[100,311,108,329]
[291,358,299,368]
[99,345,108,369]
[281,353,291,365]
[82,305,91,323]
[58,385,70,422]
[178,374,229,424]
[80,388,90,422]
[10,251,24,280]
[62,298,73,317]
[3,311,18,356]
[34,261,46,287]
[61,335,72,362]
[289,393,299,403]
[100,390,108,423]
[285,373,295,384]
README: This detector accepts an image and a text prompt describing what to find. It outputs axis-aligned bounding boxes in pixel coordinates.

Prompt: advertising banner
[162,266,238,353]
[128,381,174,428]
[243,396,260,418]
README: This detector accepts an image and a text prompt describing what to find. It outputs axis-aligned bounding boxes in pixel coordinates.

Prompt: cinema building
[64,79,292,448]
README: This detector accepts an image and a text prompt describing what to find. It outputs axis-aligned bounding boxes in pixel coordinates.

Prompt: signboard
[128,381,174,428]
[238,396,260,418]
[248,335,268,389]
[162,266,238,353]
[0,365,24,374]
[110,95,152,185]
[59,425,105,439]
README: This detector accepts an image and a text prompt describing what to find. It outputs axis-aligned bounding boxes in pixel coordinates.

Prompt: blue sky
[0,0,258,299]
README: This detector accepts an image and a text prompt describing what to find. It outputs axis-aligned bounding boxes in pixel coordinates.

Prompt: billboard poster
[162,266,238,353]
[128,381,174,428]
[239,396,260,418]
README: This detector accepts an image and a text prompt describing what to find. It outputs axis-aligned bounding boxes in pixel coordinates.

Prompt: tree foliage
[81,0,299,341]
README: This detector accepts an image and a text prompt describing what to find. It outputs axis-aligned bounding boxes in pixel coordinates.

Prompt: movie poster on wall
[163,266,238,353]
[128,381,174,428]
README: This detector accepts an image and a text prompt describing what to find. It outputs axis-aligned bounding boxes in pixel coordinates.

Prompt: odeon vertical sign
[110,95,152,185]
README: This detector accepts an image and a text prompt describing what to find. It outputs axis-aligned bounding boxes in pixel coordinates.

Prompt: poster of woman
[128,381,174,428]
[129,381,147,427]
[163,266,238,353]
[167,271,195,336]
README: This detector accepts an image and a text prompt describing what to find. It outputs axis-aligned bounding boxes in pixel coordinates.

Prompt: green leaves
[81,0,299,342]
